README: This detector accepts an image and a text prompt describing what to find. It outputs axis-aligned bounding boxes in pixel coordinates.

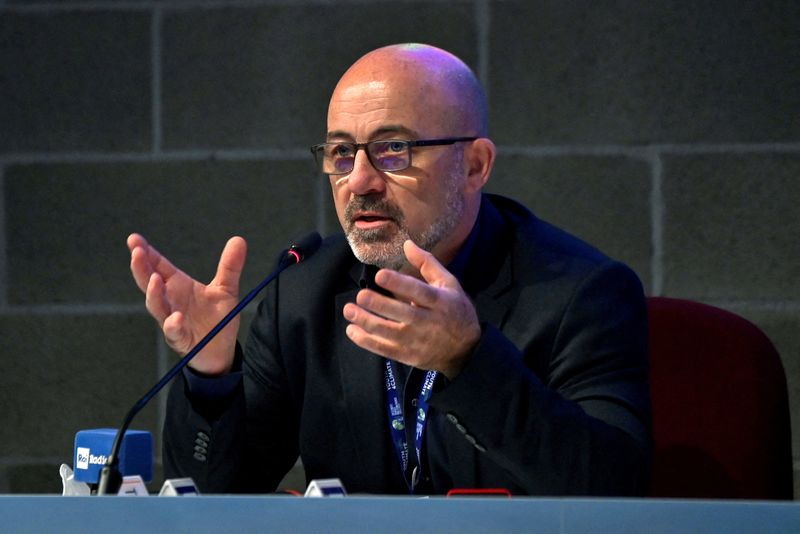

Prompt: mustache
[344,196,405,224]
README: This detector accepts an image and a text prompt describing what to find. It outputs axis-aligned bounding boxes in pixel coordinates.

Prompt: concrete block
[488,153,652,290]
[0,313,159,459]
[5,159,319,305]
[489,3,800,144]
[661,153,800,300]
[0,11,151,153]
[161,3,476,149]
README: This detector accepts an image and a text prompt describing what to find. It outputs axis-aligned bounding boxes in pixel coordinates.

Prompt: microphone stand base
[97,465,123,496]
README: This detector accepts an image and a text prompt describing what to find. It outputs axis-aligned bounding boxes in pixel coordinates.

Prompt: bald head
[325,44,497,272]
[329,43,488,138]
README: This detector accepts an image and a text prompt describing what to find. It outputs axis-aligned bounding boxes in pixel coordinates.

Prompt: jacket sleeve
[162,289,300,494]
[428,260,651,496]
[162,363,249,492]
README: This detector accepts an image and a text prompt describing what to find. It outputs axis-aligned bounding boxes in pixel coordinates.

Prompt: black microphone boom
[97,232,322,495]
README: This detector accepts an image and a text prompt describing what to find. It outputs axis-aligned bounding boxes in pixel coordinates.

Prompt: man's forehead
[326,124,420,141]
[327,75,433,138]
[332,76,417,105]
[351,80,387,93]
[334,77,388,98]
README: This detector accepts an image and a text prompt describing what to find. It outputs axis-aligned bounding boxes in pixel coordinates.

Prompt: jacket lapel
[473,251,515,330]
[334,286,398,490]
[467,195,518,332]
[330,194,526,490]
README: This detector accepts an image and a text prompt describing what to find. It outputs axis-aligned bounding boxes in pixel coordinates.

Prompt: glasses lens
[318,143,355,174]
[368,140,409,171]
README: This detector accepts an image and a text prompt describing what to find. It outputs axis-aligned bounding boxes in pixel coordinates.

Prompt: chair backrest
[647,297,793,499]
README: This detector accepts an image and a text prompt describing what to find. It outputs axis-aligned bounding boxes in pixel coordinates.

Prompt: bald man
[130,43,650,496]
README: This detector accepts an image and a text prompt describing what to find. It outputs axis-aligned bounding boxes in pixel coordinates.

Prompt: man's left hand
[343,240,481,379]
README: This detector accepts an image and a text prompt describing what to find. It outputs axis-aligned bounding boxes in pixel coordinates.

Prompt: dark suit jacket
[164,194,651,495]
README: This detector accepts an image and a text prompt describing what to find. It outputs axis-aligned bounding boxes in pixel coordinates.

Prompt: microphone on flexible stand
[96,232,322,495]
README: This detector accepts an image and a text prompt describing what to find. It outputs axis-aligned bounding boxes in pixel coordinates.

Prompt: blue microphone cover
[73,428,153,483]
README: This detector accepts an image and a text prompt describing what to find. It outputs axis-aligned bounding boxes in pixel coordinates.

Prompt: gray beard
[344,176,464,271]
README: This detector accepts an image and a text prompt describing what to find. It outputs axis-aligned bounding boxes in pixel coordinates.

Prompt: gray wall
[1,1,798,496]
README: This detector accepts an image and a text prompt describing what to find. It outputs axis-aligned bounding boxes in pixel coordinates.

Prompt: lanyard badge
[384,359,437,493]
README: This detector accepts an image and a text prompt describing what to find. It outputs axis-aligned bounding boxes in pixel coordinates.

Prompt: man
[127,43,651,495]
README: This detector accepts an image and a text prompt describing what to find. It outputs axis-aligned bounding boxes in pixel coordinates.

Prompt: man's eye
[332,144,354,157]
[388,141,406,152]
[372,141,406,155]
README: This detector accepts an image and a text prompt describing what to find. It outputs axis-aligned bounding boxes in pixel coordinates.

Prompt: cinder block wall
[1,1,798,495]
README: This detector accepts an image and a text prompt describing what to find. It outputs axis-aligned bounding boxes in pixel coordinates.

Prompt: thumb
[212,236,247,293]
[403,240,458,288]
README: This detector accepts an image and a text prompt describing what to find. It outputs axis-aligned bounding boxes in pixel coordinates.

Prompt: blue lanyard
[384,359,437,494]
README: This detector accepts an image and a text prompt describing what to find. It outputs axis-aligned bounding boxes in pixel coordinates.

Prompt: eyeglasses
[310,137,477,175]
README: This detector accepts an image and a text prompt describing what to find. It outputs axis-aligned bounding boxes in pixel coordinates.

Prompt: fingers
[344,294,420,336]
[128,234,153,293]
[127,233,178,293]
[344,240,480,377]
[211,236,247,293]
[162,311,192,354]
[353,287,421,324]
[370,241,460,308]
[128,233,244,362]
[126,232,147,253]
[145,272,172,325]
[345,322,405,363]
[403,239,458,287]
[402,240,459,288]
[343,301,411,364]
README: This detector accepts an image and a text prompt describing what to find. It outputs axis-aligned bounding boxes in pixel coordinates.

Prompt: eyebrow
[326,125,421,142]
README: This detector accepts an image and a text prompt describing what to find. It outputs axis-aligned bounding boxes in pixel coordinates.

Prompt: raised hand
[343,240,481,379]
[127,233,247,376]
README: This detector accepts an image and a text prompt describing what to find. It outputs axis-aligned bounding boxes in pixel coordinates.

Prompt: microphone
[97,232,322,495]
[74,429,152,485]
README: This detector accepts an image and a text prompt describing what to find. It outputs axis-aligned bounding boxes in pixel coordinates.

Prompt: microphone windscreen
[74,428,153,483]
[290,231,322,262]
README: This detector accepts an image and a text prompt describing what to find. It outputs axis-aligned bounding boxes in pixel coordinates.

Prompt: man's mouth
[353,212,393,229]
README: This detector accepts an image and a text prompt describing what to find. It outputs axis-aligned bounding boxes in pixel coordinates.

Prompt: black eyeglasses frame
[310,136,478,175]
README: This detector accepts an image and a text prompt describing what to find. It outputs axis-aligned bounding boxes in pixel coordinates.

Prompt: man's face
[326,76,469,271]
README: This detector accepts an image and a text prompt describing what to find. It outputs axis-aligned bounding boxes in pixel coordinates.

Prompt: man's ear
[464,138,496,193]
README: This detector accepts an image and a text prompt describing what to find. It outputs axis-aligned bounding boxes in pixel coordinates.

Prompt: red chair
[647,297,793,499]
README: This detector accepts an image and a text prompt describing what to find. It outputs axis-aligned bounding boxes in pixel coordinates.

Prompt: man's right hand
[127,233,247,376]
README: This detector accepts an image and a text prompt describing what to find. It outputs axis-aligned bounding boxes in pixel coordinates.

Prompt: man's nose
[346,149,386,195]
